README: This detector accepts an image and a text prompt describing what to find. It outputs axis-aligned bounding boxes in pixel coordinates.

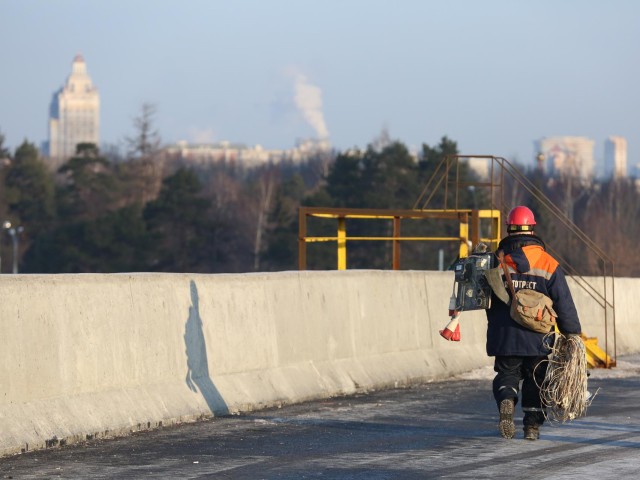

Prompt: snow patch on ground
[589,356,640,379]
[453,365,494,380]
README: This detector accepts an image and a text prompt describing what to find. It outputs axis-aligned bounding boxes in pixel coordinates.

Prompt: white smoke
[289,69,330,140]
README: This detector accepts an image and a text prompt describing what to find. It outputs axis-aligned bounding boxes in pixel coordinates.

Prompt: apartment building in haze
[604,135,627,180]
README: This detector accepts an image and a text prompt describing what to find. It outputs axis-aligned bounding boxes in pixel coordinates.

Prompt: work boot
[498,399,515,439]
[524,425,540,441]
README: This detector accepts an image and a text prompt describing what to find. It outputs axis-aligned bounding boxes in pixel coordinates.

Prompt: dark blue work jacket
[485,234,582,357]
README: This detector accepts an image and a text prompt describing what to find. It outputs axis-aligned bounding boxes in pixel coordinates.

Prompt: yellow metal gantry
[298,206,501,270]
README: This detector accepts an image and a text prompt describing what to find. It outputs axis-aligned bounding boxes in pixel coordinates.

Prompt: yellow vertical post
[459,212,469,258]
[470,209,480,248]
[337,216,347,270]
[392,216,401,270]
[492,211,501,251]
[298,208,307,270]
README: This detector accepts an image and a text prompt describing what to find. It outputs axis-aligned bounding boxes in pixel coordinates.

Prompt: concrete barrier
[0,270,635,456]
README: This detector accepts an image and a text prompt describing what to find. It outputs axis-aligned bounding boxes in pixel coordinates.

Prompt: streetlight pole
[3,222,23,274]
[1,220,10,274]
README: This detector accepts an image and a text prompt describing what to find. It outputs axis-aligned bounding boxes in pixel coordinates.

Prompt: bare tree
[252,169,276,271]
[126,103,162,159]
[124,103,164,203]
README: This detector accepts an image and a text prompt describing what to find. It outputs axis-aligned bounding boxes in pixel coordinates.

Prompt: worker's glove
[565,333,582,344]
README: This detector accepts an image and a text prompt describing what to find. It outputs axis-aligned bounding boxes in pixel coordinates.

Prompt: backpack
[498,251,557,334]
[509,288,557,333]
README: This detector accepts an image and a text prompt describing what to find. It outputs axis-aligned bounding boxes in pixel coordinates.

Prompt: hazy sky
[1,0,639,168]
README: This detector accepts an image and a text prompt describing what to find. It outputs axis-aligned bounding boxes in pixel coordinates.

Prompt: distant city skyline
[1,1,639,169]
[38,55,638,181]
[40,55,633,181]
[31,55,640,180]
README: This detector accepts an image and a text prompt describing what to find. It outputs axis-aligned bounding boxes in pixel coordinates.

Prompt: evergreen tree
[143,168,221,272]
[4,140,56,235]
[261,174,307,271]
[324,150,364,207]
[0,130,12,235]
[0,130,10,159]
[56,143,121,221]
[22,205,150,273]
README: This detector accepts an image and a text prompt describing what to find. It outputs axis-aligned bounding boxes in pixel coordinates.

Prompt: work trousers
[493,355,548,426]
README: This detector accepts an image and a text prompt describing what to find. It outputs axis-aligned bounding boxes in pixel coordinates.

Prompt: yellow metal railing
[298,206,501,270]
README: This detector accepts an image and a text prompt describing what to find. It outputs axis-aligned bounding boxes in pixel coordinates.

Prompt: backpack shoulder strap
[498,250,517,298]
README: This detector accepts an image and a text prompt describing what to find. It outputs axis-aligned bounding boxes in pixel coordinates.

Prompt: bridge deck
[1,356,638,479]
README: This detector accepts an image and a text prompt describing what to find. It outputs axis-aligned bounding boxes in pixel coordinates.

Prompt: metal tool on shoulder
[439,243,493,341]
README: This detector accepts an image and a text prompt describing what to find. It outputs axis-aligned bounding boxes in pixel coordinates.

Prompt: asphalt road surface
[1,356,639,479]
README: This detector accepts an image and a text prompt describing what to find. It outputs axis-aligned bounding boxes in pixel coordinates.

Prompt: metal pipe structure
[1,220,10,273]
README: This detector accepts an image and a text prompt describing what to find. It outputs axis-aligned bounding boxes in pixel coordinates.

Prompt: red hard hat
[506,206,536,232]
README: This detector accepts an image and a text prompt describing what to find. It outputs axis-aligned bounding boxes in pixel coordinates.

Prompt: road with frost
[1,356,639,479]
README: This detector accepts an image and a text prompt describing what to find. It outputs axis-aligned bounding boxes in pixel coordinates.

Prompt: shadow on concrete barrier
[0,270,636,457]
[184,280,228,415]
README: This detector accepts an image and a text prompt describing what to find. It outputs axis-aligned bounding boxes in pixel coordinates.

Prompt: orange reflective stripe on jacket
[505,245,558,280]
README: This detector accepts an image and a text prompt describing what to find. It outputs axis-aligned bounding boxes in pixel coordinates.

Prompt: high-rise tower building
[47,54,100,161]
[604,136,627,179]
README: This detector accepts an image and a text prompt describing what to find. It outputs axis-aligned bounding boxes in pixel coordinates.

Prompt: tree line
[0,127,637,276]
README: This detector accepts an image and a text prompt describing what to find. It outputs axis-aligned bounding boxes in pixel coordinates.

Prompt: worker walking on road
[486,206,582,440]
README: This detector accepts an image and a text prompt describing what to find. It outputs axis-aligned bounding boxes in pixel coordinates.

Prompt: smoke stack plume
[291,70,329,140]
